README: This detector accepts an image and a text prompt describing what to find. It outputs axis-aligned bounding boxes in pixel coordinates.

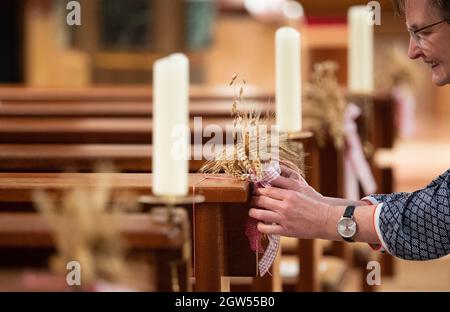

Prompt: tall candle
[152,53,189,196]
[348,5,374,94]
[276,26,302,132]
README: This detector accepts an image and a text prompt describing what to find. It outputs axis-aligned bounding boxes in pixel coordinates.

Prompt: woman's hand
[273,165,327,204]
[249,186,332,239]
[278,166,371,207]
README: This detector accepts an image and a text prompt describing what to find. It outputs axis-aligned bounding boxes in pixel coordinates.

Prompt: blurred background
[0,0,449,291]
[1,0,449,112]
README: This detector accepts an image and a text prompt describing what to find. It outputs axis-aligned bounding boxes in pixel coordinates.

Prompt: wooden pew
[0,88,326,290]
[0,117,237,144]
[0,140,317,174]
[351,94,397,278]
[0,168,326,291]
[0,212,189,291]
[0,86,366,292]
[0,86,396,289]
[0,130,385,291]
[0,101,272,118]
[0,114,340,291]
[365,94,397,278]
[0,172,255,292]
[0,141,323,292]
[0,144,203,173]
[349,94,396,196]
[0,115,308,173]
[0,85,274,103]
[308,94,396,291]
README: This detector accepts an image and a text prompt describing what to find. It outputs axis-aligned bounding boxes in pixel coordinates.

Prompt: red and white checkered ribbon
[246,162,281,277]
[344,103,377,200]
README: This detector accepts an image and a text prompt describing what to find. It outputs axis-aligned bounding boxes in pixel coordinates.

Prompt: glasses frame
[408,18,450,47]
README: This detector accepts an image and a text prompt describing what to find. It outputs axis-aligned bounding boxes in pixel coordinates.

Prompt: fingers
[270,176,300,191]
[254,186,290,201]
[251,194,284,211]
[249,208,283,224]
[280,165,309,186]
[257,222,284,235]
[280,165,300,179]
[297,176,309,186]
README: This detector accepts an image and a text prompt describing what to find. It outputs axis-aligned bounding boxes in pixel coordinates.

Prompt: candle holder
[139,194,205,223]
[139,195,201,292]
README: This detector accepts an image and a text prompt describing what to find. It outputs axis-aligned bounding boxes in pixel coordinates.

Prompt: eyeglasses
[408,18,449,47]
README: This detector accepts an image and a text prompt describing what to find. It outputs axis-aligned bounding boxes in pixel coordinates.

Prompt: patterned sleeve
[370,192,411,204]
[371,169,450,260]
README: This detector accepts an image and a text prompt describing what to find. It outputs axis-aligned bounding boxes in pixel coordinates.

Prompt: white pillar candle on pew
[152,53,189,197]
[348,5,374,94]
[275,26,302,132]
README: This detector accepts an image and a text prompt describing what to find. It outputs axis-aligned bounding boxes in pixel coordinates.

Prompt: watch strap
[343,205,356,218]
[343,205,356,242]
[343,236,354,243]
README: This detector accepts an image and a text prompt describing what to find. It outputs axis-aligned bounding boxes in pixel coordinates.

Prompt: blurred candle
[348,5,374,94]
[152,53,189,196]
[276,26,301,132]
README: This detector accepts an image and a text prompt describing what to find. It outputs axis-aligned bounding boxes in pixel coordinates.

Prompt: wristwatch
[337,205,357,242]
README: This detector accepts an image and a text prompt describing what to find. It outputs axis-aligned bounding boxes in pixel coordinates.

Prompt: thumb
[298,175,309,186]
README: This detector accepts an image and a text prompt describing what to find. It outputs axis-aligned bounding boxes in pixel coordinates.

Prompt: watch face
[338,218,357,238]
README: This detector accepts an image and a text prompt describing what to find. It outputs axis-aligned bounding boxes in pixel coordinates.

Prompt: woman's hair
[392,0,450,20]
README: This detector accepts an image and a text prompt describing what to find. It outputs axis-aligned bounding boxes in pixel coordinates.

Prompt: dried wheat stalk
[200,75,304,180]
[376,44,420,91]
[32,164,142,288]
[303,61,346,149]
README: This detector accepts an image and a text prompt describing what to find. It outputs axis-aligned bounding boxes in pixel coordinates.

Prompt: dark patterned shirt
[368,169,450,260]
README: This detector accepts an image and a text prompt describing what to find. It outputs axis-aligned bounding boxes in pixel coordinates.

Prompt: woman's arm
[321,204,380,244]
[251,169,450,260]
[249,186,381,244]
[324,197,370,207]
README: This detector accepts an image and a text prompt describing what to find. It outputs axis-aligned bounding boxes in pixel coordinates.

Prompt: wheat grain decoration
[32,164,146,289]
[200,74,305,181]
[376,44,421,92]
[302,61,347,149]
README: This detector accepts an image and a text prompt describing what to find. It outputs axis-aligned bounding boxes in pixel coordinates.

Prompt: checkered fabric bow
[245,162,281,277]
[343,103,377,200]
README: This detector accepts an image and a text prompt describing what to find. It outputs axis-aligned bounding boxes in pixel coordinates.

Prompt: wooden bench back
[0,211,190,291]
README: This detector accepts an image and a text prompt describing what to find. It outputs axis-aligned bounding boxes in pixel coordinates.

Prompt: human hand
[249,186,331,239]
[274,165,327,204]
[279,164,304,180]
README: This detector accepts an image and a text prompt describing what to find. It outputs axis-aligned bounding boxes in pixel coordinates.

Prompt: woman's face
[406,0,450,86]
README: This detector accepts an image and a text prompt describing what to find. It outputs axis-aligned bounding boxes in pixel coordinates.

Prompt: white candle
[348,5,374,94]
[152,53,189,197]
[275,26,302,132]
